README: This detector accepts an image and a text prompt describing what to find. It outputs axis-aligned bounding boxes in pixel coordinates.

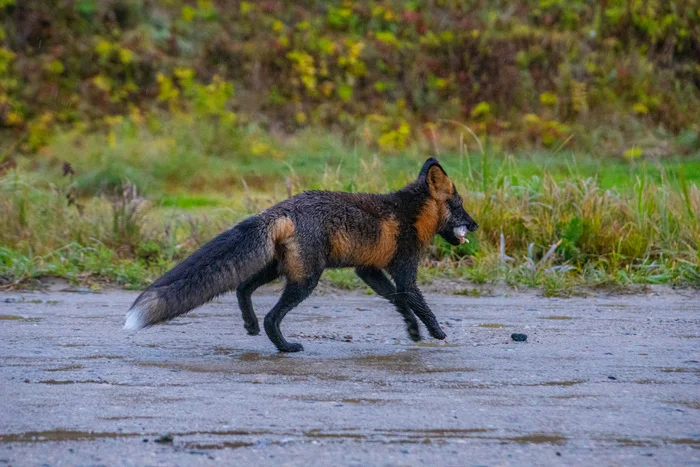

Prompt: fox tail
[124,216,278,330]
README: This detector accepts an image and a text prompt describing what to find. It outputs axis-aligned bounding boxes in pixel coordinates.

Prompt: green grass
[1,118,698,294]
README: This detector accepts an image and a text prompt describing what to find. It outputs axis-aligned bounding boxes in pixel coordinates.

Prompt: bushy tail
[124,216,273,330]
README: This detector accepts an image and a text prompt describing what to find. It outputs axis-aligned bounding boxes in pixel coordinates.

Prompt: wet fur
[125,158,478,352]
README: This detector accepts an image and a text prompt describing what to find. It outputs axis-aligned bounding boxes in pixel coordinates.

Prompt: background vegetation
[0,1,698,293]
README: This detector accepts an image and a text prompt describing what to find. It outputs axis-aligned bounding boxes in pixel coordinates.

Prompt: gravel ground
[1,289,698,466]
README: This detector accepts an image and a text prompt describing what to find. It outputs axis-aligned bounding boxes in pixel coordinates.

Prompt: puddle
[550,394,594,399]
[667,401,700,410]
[339,398,384,404]
[349,353,475,374]
[302,427,493,441]
[635,379,671,385]
[660,367,698,374]
[508,434,567,445]
[289,396,385,405]
[615,438,655,447]
[138,351,474,383]
[535,380,586,387]
[670,438,700,447]
[45,365,84,372]
[138,361,230,374]
[184,441,254,450]
[80,355,125,360]
[388,428,491,438]
[38,379,187,388]
[409,342,461,348]
[478,324,504,328]
[0,430,137,443]
[303,430,367,439]
[540,316,573,320]
[0,315,41,322]
[601,437,700,448]
[99,416,155,421]
[212,346,234,356]
[238,352,287,363]
[302,428,567,446]
[38,379,121,385]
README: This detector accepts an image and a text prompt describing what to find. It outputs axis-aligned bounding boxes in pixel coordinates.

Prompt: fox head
[418,158,478,246]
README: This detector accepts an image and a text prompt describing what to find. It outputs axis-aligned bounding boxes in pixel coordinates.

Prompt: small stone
[511,333,527,342]
[608,376,617,380]
[154,433,173,444]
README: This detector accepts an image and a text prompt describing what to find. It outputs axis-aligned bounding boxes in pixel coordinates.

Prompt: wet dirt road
[1,290,698,466]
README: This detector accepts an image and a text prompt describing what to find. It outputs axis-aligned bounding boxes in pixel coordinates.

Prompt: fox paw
[430,328,447,340]
[245,324,260,336]
[408,329,422,342]
[278,342,304,353]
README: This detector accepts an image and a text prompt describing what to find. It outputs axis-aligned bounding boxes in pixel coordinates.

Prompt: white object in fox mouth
[453,225,469,244]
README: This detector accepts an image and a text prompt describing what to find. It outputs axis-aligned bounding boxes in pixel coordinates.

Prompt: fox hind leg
[264,274,320,352]
[236,261,280,335]
[355,266,421,342]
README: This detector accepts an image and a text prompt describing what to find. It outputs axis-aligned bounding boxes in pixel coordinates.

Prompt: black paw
[430,328,447,340]
[278,342,304,353]
[245,324,260,336]
[408,328,422,342]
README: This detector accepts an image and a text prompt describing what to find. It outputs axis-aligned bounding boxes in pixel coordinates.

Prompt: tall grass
[1,118,698,291]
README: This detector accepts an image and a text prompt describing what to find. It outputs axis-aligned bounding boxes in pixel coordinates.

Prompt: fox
[124,157,478,352]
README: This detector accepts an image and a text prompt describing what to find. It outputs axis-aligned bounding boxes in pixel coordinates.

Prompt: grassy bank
[1,118,698,294]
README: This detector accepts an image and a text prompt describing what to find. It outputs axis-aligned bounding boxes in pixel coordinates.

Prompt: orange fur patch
[270,216,295,243]
[270,216,305,282]
[330,218,399,268]
[414,199,449,246]
[282,239,305,282]
[427,166,453,201]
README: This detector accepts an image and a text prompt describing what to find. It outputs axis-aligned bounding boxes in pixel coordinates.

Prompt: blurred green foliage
[0,0,699,155]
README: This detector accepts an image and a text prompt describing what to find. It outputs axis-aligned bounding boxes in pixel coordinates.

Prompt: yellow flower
[5,110,24,126]
[95,39,112,58]
[632,102,649,115]
[181,5,195,21]
[540,92,558,106]
[118,48,134,64]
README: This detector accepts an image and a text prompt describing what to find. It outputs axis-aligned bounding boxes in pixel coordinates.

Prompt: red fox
[124,158,478,352]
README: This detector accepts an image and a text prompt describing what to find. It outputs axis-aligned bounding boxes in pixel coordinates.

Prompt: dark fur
[125,158,478,352]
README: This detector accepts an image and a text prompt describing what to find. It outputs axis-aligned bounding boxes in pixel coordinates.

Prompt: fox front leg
[355,266,421,342]
[389,259,446,340]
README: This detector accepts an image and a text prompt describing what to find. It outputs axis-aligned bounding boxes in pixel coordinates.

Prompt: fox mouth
[453,225,469,244]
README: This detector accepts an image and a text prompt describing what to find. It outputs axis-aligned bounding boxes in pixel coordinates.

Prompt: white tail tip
[124,306,147,330]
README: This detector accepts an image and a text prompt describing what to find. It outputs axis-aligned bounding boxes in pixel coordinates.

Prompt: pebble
[511,333,527,342]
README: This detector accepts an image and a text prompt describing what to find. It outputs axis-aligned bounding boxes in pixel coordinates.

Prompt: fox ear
[426,164,453,201]
[418,157,441,179]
